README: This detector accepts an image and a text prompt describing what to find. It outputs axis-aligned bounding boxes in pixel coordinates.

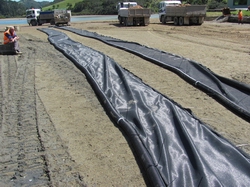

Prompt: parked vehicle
[159,0,182,12]
[117,2,151,26]
[26,9,71,26]
[159,1,207,25]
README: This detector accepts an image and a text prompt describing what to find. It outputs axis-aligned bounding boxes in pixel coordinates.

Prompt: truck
[159,1,207,26]
[26,9,71,26]
[117,2,151,26]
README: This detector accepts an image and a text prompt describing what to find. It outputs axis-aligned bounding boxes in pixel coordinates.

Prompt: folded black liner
[57,26,250,123]
[39,28,250,187]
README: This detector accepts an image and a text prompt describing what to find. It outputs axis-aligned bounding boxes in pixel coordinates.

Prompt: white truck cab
[117,2,151,26]
[117,2,138,10]
[159,1,181,22]
[159,1,181,12]
[26,9,41,26]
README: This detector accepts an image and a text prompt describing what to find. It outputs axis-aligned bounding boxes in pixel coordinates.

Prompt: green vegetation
[206,0,227,9]
[42,0,82,11]
[42,0,227,15]
[206,11,223,17]
[231,10,250,16]
[1,0,243,18]
[0,0,25,18]
[206,10,250,17]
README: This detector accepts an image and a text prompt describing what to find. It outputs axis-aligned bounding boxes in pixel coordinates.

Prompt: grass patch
[206,11,223,17]
[206,10,250,17]
[231,10,250,16]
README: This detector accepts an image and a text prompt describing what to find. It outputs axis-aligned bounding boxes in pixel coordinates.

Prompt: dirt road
[0,18,250,186]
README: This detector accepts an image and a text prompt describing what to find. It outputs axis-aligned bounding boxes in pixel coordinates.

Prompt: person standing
[238,9,243,24]
[3,26,22,54]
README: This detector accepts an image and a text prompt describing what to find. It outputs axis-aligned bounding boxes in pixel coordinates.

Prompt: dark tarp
[39,28,250,187]
[57,26,250,123]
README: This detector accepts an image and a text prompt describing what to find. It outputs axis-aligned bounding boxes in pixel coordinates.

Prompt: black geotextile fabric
[57,26,250,123]
[39,28,250,187]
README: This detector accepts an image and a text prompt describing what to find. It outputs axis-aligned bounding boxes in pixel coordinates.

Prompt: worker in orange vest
[238,10,243,24]
[3,26,22,54]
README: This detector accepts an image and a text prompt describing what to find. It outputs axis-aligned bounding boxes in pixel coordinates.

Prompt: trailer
[38,11,55,25]
[159,5,207,25]
[26,9,71,26]
[117,2,151,26]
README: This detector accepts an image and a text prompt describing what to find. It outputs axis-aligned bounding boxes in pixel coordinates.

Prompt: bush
[207,0,227,9]
[222,7,231,15]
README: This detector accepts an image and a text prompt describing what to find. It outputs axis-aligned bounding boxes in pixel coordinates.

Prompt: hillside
[19,0,51,9]
[42,0,83,11]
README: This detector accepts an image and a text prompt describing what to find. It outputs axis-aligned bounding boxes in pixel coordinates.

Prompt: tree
[67,3,72,10]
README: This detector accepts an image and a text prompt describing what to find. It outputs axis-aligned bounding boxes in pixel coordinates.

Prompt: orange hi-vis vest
[238,11,243,19]
[3,29,13,44]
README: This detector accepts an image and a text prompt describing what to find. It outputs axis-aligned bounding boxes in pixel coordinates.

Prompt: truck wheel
[133,19,136,26]
[197,17,203,25]
[124,18,128,26]
[50,20,55,25]
[160,16,163,23]
[163,17,167,24]
[118,16,122,25]
[174,17,179,26]
[31,20,37,26]
[141,19,145,26]
[179,17,184,26]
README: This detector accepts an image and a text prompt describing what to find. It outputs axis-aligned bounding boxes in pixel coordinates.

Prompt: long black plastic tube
[39,28,166,187]
[39,28,250,187]
[57,26,250,123]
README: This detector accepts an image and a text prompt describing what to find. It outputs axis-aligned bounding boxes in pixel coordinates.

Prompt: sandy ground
[0,18,250,186]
